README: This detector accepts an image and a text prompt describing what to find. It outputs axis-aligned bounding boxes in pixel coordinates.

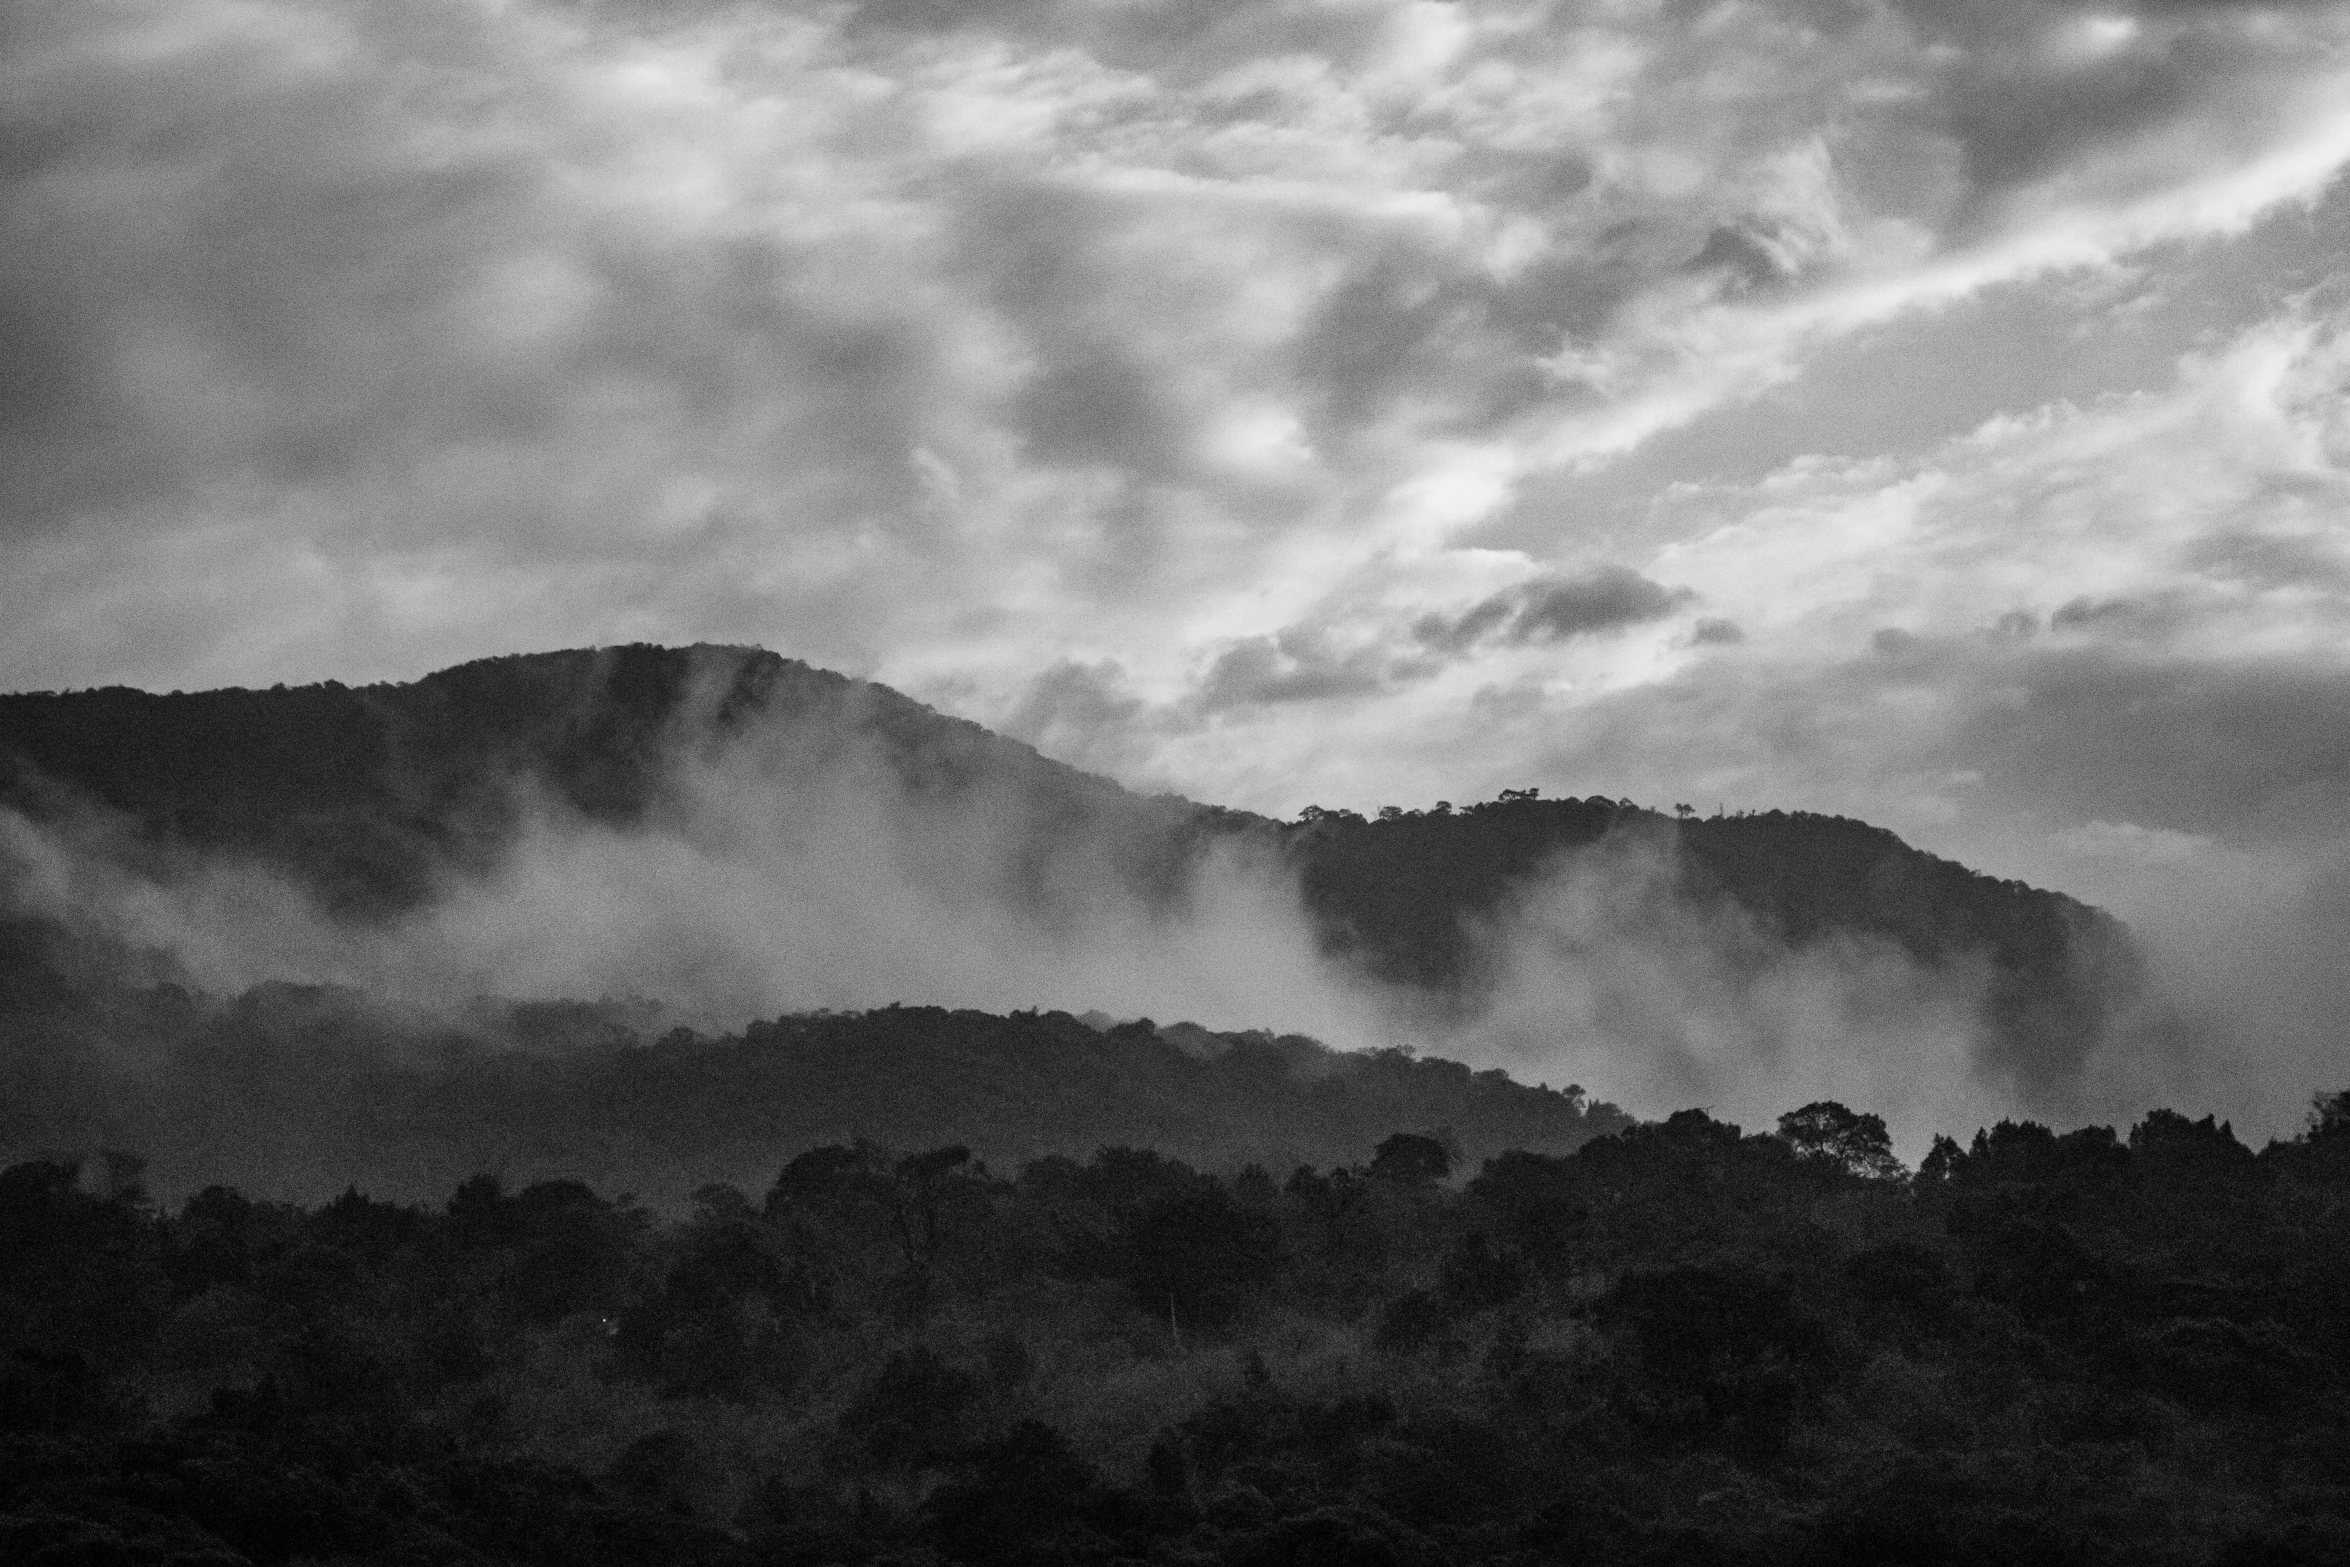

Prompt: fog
[2060,842,2350,1150]
[1,699,2209,1167]
[1437,833,2004,1161]
[0,718,1390,1049]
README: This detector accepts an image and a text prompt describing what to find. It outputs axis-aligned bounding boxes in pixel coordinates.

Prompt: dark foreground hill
[0,643,2138,1082]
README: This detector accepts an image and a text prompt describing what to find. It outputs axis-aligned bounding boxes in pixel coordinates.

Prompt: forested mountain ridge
[1280,798,2132,1089]
[0,643,1226,918]
[0,644,2131,1053]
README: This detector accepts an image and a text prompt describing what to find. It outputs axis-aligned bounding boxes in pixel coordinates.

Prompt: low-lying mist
[0,702,2223,1166]
[1445,833,2001,1161]
[0,719,1390,1045]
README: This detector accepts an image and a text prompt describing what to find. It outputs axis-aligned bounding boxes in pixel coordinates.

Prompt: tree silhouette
[1368,1132,1451,1186]
[1775,1100,1904,1181]
[2308,1089,2350,1140]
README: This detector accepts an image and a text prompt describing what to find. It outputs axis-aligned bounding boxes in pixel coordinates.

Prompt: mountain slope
[0,643,1228,917]
[1279,798,2135,1092]
[0,643,2140,1090]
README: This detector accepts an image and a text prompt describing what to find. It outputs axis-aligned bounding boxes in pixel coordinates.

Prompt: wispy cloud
[7,0,2346,700]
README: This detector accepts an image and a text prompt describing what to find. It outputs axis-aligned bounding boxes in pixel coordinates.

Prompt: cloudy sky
[7,0,2350,966]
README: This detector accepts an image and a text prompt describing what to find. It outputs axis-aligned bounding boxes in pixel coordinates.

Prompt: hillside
[0,940,1627,1203]
[0,644,1225,918]
[0,643,2140,1091]
[1280,798,2135,1092]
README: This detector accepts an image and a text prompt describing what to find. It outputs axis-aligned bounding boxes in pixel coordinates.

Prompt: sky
[7,0,2350,1045]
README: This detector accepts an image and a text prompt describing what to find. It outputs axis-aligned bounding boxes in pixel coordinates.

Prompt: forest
[8,1087,2350,1566]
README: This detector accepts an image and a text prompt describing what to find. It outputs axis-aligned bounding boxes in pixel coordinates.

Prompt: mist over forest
[7,644,2350,1567]
[0,642,2168,1184]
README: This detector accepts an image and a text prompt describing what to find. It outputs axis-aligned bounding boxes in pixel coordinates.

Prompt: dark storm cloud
[1415,567,1691,654]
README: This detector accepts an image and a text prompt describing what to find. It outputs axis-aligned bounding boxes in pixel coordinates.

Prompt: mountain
[0,642,1230,919]
[2,643,2135,996]
[0,643,2144,1196]
[1277,799,2135,1096]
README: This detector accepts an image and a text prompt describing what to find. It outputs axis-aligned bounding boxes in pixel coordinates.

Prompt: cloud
[1415,565,1692,653]
[1000,658,1151,776]
[0,707,1391,1046]
[2057,819,2214,868]
[1195,629,1410,713]
[1691,618,1746,646]
[6,0,2349,703]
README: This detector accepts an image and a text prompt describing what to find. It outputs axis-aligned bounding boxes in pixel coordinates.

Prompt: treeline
[0,973,1627,1204]
[9,1100,2350,1565]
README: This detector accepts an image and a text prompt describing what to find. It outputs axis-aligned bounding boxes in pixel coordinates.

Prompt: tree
[836,1347,980,1468]
[1918,1134,1966,1183]
[891,1145,975,1272]
[1775,1101,1904,1181]
[2309,1089,2350,1141]
[1368,1132,1451,1186]
[1123,1188,1281,1331]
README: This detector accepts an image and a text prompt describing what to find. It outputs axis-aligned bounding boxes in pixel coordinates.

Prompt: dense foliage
[9,1099,2350,1566]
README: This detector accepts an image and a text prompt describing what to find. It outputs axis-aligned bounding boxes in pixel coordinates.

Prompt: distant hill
[0,643,2141,1105]
[0,955,1629,1203]
[1278,798,2137,1094]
